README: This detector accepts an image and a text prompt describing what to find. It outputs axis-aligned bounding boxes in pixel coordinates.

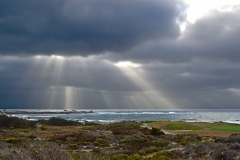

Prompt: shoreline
[2,110,95,115]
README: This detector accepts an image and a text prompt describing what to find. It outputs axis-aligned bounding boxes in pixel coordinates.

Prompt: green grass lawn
[209,124,240,132]
[165,123,203,130]
[148,120,240,133]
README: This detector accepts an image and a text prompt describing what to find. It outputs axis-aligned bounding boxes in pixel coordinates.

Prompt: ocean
[5,109,240,124]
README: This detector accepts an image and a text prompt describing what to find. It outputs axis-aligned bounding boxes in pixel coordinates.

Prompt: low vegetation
[39,117,83,126]
[0,115,36,128]
[1,115,240,159]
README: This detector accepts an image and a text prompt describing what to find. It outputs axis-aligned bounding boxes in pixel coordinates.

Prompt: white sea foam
[223,120,240,124]
[96,111,187,115]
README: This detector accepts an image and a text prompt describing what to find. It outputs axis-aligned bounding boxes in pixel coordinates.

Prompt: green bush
[69,143,78,150]
[179,139,187,146]
[151,139,169,148]
[85,121,101,126]
[127,154,144,160]
[93,138,109,147]
[105,121,140,132]
[72,152,101,160]
[150,128,164,136]
[143,148,159,154]
[103,154,128,160]
[40,125,47,131]
[5,137,23,144]
[150,151,179,160]
[39,117,82,126]
[119,138,130,144]
[0,115,35,128]
[149,155,171,160]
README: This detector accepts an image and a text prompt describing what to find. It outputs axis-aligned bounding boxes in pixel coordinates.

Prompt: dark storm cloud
[1,1,240,109]
[140,59,240,109]
[0,0,184,56]
[181,8,240,63]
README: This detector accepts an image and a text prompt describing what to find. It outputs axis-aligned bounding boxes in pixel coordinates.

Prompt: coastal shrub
[129,138,148,147]
[0,115,35,128]
[150,127,164,136]
[212,149,238,160]
[215,134,240,143]
[150,151,179,160]
[228,134,240,143]
[85,121,101,126]
[139,128,151,135]
[214,137,227,143]
[151,139,169,148]
[149,155,171,160]
[73,152,101,160]
[143,147,159,154]
[122,138,151,154]
[30,142,72,160]
[112,130,137,135]
[94,138,109,147]
[0,141,8,149]
[183,134,202,142]
[99,148,127,156]
[102,154,144,160]
[105,121,140,132]
[39,117,82,126]
[196,136,202,141]
[0,141,72,160]
[179,140,188,146]
[229,142,240,150]
[183,142,240,160]
[69,143,78,150]
[40,125,47,131]
[119,138,130,144]
[103,154,128,160]
[0,147,33,160]
[80,141,90,145]
[127,154,144,160]
[5,137,24,144]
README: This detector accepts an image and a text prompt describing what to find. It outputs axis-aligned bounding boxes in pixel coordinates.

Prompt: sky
[0,0,240,109]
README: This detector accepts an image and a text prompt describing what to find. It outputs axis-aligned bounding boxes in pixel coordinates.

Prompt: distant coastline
[2,110,95,115]
[2,109,240,124]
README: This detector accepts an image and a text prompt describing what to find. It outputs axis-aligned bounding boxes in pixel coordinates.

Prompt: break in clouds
[0,0,240,109]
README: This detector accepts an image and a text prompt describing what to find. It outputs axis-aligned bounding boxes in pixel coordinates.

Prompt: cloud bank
[0,0,183,56]
[0,0,240,109]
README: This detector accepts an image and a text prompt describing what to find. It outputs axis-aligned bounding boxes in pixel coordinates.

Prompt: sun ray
[100,90,117,109]
[114,61,174,109]
[64,86,74,109]
[23,56,175,109]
